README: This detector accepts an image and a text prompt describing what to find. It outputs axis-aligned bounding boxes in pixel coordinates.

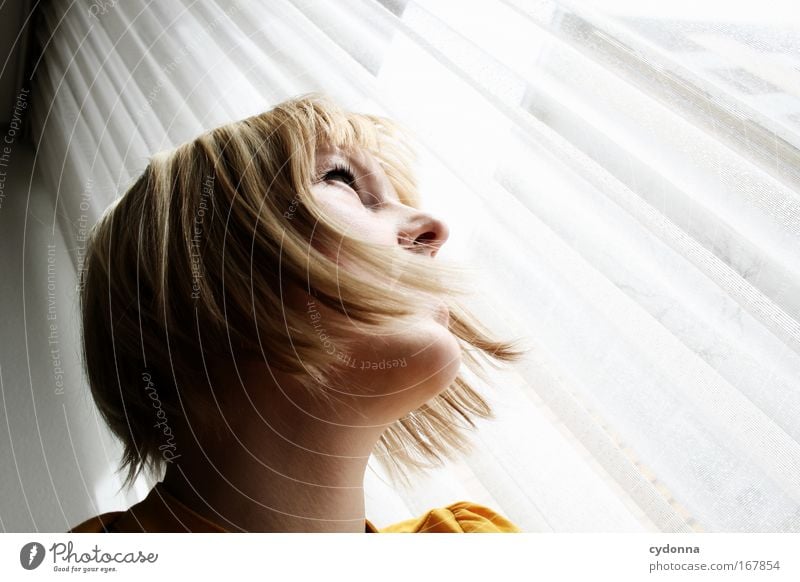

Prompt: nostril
[398,214,449,257]
[413,231,444,257]
[415,231,438,245]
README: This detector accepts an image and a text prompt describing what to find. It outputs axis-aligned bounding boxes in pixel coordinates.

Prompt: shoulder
[67,482,227,532]
[69,511,125,533]
[378,501,521,533]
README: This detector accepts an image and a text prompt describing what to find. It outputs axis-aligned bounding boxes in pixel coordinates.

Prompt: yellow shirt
[69,482,521,533]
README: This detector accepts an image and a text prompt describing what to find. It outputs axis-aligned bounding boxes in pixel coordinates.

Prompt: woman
[70,94,522,533]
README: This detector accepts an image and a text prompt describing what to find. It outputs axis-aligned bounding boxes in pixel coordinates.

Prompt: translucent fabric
[25,0,800,532]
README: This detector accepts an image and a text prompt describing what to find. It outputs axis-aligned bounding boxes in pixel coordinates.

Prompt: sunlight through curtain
[29,0,800,532]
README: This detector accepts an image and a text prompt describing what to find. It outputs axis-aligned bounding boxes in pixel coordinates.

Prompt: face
[304,143,461,424]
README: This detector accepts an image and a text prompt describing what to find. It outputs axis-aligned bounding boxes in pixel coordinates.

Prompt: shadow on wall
[0,140,150,532]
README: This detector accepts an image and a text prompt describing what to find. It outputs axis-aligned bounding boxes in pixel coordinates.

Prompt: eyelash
[318,163,357,189]
[316,163,381,209]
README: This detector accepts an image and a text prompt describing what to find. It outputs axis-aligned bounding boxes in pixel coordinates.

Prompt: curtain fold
[28,0,800,531]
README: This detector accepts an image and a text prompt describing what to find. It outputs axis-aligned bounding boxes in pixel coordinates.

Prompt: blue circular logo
[20,542,45,570]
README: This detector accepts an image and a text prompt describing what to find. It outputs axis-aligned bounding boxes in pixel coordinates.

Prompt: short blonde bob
[80,93,521,490]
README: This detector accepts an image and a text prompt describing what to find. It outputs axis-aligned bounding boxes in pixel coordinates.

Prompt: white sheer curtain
[27,0,800,532]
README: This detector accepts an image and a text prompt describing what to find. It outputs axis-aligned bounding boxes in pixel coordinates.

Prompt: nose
[397,211,450,258]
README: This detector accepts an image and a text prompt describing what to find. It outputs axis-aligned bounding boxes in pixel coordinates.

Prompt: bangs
[311,101,383,154]
[268,94,420,208]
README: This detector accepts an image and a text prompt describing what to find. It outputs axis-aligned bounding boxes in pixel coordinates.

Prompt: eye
[315,162,381,208]
[319,163,357,189]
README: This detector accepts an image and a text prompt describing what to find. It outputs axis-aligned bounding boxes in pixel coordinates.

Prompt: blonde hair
[80,93,521,490]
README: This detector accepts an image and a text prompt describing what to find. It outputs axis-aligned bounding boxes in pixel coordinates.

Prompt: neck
[161,372,390,533]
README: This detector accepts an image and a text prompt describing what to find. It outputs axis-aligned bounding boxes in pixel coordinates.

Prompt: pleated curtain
[28,0,800,531]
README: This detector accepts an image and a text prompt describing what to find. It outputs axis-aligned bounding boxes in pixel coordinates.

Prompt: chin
[417,320,462,395]
[382,319,463,418]
[335,316,463,422]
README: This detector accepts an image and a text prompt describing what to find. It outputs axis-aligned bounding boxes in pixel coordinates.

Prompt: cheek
[311,188,397,247]
[310,193,402,288]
